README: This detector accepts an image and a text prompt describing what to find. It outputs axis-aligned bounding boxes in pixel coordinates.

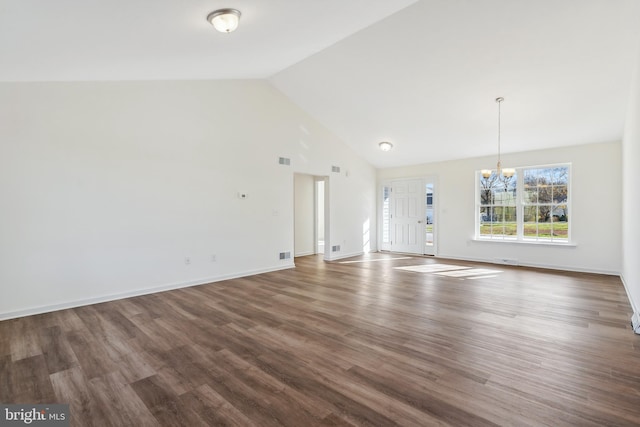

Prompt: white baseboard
[632,313,640,335]
[436,253,620,276]
[325,251,364,261]
[0,263,295,321]
[620,274,640,335]
[294,251,315,257]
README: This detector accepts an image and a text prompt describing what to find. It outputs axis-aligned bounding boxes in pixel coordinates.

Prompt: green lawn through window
[480,222,568,238]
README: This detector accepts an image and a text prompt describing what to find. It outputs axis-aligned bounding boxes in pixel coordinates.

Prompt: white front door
[391,179,424,254]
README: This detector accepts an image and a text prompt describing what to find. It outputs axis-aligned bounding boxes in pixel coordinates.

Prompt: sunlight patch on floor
[466,275,499,280]
[339,257,413,264]
[394,264,469,273]
[394,263,503,280]
[435,268,503,278]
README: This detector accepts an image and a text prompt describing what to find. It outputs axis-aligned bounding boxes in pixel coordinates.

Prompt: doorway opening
[294,173,328,260]
[315,179,325,255]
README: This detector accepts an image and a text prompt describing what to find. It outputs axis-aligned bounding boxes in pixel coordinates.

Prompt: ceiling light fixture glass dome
[379,141,393,151]
[207,9,241,33]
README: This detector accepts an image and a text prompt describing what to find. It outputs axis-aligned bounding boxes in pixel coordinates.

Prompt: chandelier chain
[481,96,511,180]
[498,99,501,161]
[496,97,503,173]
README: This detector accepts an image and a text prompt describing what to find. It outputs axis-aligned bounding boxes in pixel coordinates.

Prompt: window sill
[471,238,576,247]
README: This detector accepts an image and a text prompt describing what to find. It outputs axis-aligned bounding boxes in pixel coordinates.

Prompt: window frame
[475,163,572,244]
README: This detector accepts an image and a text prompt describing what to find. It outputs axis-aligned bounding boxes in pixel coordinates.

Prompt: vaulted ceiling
[3,0,639,168]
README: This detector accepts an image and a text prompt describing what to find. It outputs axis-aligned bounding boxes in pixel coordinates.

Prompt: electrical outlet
[211,254,217,262]
[184,257,191,265]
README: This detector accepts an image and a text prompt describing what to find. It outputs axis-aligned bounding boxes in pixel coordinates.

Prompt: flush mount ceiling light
[207,9,241,33]
[481,97,515,179]
[379,141,393,152]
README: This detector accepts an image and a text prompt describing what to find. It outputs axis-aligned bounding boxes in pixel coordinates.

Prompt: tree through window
[479,172,517,239]
[523,167,569,241]
[477,164,570,243]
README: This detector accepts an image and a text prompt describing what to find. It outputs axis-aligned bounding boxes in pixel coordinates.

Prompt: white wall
[622,47,640,317]
[0,80,377,319]
[294,174,315,256]
[378,142,622,274]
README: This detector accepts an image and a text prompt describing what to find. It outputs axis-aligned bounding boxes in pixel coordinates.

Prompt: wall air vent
[331,245,340,252]
[331,165,340,173]
[279,252,291,260]
[278,157,291,166]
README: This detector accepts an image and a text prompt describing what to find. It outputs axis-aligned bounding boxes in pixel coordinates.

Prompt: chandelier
[481,97,515,179]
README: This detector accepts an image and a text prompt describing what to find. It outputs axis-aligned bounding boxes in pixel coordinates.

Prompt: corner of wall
[621,42,640,332]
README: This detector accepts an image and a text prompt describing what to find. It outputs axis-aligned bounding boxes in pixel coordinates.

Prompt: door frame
[378,176,438,256]
[424,179,437,256]
[293,173,330,260]
[314,176,327,255]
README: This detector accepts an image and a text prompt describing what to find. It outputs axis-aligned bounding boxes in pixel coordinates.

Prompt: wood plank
[87,371,157,426]
[0,253,639,426]
[38,325,78,374]
[4,355,56,403]
[49,367,111,427]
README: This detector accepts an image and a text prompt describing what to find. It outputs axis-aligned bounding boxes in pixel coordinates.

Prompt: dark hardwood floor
[2,253,640,426]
